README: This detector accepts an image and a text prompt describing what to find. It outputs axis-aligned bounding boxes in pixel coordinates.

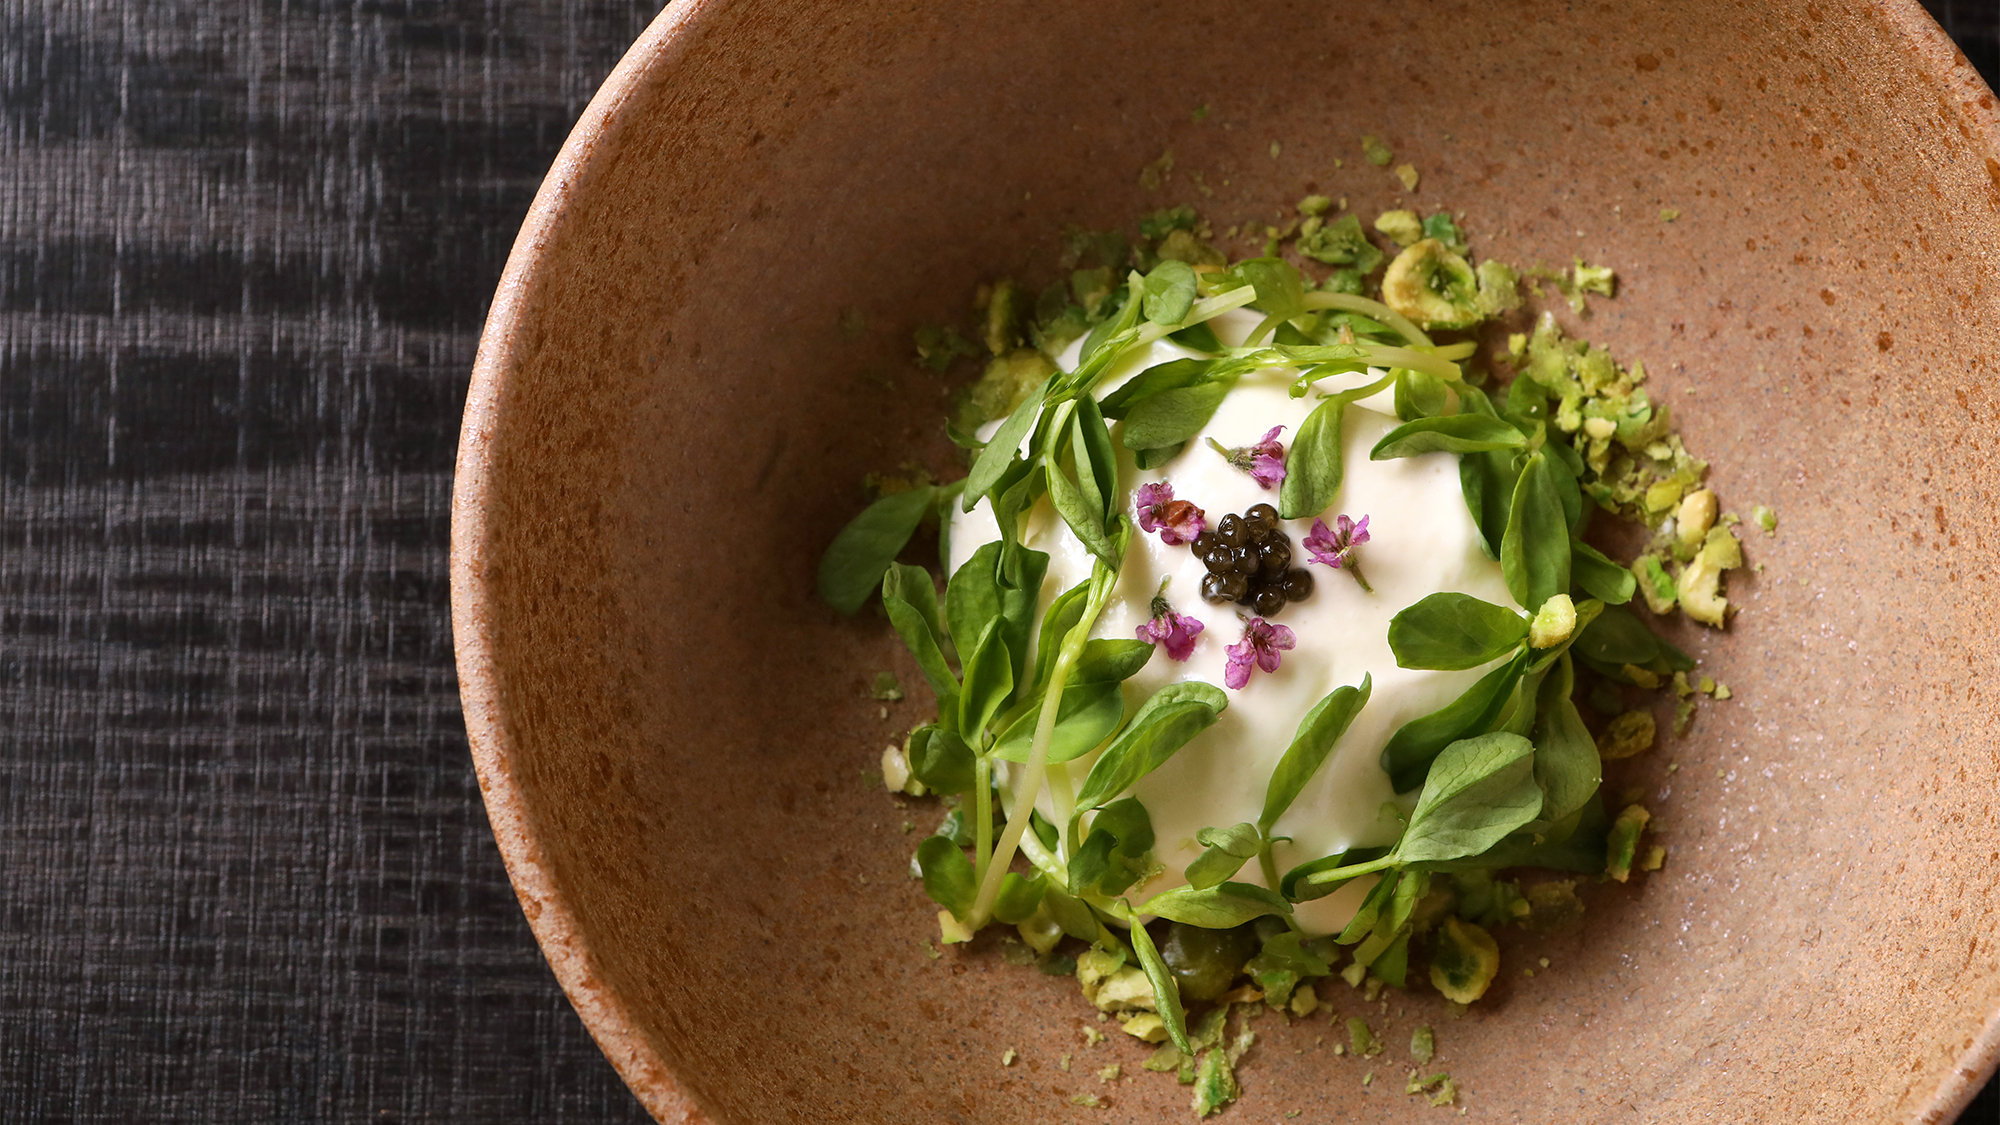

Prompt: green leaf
[1276,372,1394,520]
[1184,822,1263,890]
[1142,259,1199,326]
[1120,380,1233,451]
[944,541,1005,658]
[956,621,1015,739]
[961,376,1051,511]
[1573,604,1668,667]
[1336,868,1402,943]
[1394,732,1544,865]
[1379,653,1526,792]
[1454,386,1518,558]
[1226,257,1307,320]
[989,680,1125,764]
[1031,581,1091,695]
[1259,675,1373,832]
[917,836,976,919]
[1072,396,1119,526]
[1126,911,1192,1055]
[906,725,975,795]
[1279,847,1388,902]
[1570,540,1636,605]
[1047,441,1117,568]
[1069,797,1155,898]
[1073,681,1228,811]
[987,459,1045,544]
[1532,654,1601,823]
[992,872,1048,925]
[1099,358,1215,420]
[816,485,938,615]
[1387,592,1529,671]
[1370,414,1527,460]
[881,563,958,702]
[1501,452,1570,612]
[1141,881,1293,928]
[1393,368,1450,421]
[1073,638,1156,684]
[1168,320,1225,353]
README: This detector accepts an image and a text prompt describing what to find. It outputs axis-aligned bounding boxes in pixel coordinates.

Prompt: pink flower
[1207,426,1288,490]
[1136,596,1204,661]
[1135,481,1206,545]
[1224,617,1296,690]
[1305,513,1373,593]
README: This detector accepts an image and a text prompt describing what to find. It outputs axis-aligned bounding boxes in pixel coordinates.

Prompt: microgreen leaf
[906,725,975,795]
[1394,732,1544,865]
[881,562,959,702]
[1336,868,1402,943]
[1073,681,1228,811]
[1453,386,1519,559]
[816,484,939,615]
[1225,257,1307,321]
[1387,592,1529,671]
[992,872,1048,926]
[1072,396,1119,526]
[1572,604,1693,671]
[1184,822,1263,889]
[1531,653,1601,823]
[961,376,1051,511]
[1393,368,1451,421]
[1501,452,1570,612]
[1047,439,1118,568]
[1072,638,1157,683]
[1379,652,1526,793]
[1099,358,1215,420]
[1120,380,1234,451]
[1169,320,1225,353]
[1042,884,1101,941]
[956,621,1016,739]
[1260,675,1372,833]
[989,680,1124,764]
[1141,259,1199,326]
[1031,581,1091,695]
[1570,539,1636,604]
[1276,372,1394,520]
[1126,911,1192,1055]
[1369,414,1527,460]
[1141,881,1293,928]
[917,836,977,920]
[1281,847,1389,902]
[1069,797,1155,898]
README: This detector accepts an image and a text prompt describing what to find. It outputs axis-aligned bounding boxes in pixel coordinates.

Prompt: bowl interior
[452,1,2000,1121]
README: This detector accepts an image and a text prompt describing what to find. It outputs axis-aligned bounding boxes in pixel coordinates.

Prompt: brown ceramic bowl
[451,2,2000,1121]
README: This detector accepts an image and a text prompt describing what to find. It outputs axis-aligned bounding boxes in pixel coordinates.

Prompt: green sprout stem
[1303,853,1399,888]
[1300,292,1433,347]
[1257,843,1305,935]
[973,756,995,887]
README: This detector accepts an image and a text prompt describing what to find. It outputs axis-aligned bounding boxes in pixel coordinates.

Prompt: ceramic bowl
[451,2,2000,1120]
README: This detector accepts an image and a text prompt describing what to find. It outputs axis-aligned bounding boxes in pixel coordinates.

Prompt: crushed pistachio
[1296,212,1383,272]
[1192,1049,1241,1118]
[1121,1012,1168,1043]
[1673,695,1697,737]
[1713,681,1732,701]
[1297,194,1334,216]
[1659,208,1681,222]
[1620,664,1662,690]
[1428,917,1499,1003]
[1098,1063,1122,1082]
[1346,1017,1382,1057]
[1573,258,1616,298]
[1641,845,1667,872]
[1068,1093,1101,1108]
[880,743,925,796]
[1675,489,1719,550]
[1410,1025,1437,1064]
[1632,555,1677,613]
[1144,1043,1183,1072]
[1753,504,1778,533]
[1529,593,1577,648]
[1605,804,1653,882]
[913,323,978,372]
[871,671,904,702]
[1394,163,1421,191]
[1361,134,1394,166]
[1138,149,1175,191]
[1001,1047,1017,1066]
[1381,239,1482,329]
[1289,982,1320,1018]
[1598,710,1656,759]
[1374,209,1424,247]
[1060,1052,1073,1073]
[1522,880,1585,932]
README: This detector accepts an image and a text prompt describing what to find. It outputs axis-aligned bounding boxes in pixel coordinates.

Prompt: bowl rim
[448,2,2000,1121]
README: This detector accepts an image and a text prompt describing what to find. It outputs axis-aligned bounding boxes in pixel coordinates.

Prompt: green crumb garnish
[1346,1017,1381,1057]
[1144,1043,1183,1072]
[1270,140,1283,159]
[870,671,904,701]
[1410,1025,1437,1064]
[1138,149,1175,190]
[1192,1049,1241,1118]
[1673,695,1697,737]
[1098,1063,1122,1082]
[1572,258,1616,298]
[1529,593,1577,648]
[1597,710,1656,760]
[1642,844,1667,872]
[1753,504,1778,533]
[1192,104,1210,122]
[1659,207,1681,222]
[1059,1053,1073,1073]
[1374,209,1424,247]
[1297,212,1384,272]
[1363,1071,1376,1087]
[838,305,867,339]
[1001,1047,1017,1066]
[1522,881,1585,932]
[1394,163,1420,191]
[1068,1093,1102,1108]
[1361,134,1394,165]
[1632,555,1678,613]
[1713,681,1732,701]
[1428,917,1499,1003]
[912,323,977,372]
[1606,804,1653,882]
[1421,212,1468,253]
[1297,194,1334,216]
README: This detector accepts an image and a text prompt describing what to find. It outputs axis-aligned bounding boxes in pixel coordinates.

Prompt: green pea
[1159,922,1259,1002]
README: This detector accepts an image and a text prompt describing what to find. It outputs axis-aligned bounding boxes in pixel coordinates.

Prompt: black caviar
[1192,503,1313,614]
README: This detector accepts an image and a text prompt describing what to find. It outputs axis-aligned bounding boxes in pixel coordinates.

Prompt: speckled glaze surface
[451,2,2000,1121]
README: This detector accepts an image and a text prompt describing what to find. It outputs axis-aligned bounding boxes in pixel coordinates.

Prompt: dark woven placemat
[0,1,1993,1121]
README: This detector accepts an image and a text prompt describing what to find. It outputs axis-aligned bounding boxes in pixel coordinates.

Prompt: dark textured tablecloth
[0,1,1994,1121]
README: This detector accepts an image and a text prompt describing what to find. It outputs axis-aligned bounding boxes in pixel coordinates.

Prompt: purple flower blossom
[1224,617,1296,690]
[1208,426,1288,490]
[1135,481,1207,545]
[1136,595,1204,661]
[1305,513,1374,593]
